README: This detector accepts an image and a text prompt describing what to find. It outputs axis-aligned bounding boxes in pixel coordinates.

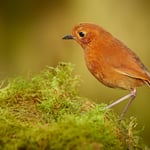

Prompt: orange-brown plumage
[63,23,150,117]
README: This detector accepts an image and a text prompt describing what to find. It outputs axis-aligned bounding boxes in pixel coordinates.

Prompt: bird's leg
[106,91,135,109]
[120,88,136,118]
[106,88,136,117]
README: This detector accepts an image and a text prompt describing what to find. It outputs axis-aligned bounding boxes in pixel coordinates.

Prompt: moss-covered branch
[0,62,148,150]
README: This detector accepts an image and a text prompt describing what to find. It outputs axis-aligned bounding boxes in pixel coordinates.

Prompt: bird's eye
[79,32,85,37]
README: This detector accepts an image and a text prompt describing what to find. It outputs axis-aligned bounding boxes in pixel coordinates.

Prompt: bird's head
[62,23,106,49]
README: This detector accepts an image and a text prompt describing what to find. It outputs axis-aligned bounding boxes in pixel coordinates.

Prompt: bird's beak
[62,34,74,40]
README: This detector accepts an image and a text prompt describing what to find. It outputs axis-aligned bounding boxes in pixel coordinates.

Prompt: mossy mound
[0,62,148,150]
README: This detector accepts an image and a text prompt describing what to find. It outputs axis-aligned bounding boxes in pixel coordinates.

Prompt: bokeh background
[0,0,150,146]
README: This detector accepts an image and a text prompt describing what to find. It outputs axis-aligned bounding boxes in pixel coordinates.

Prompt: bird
[62,23,150,118]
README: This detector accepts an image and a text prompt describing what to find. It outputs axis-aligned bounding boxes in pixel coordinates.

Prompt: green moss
[0,62,149,150]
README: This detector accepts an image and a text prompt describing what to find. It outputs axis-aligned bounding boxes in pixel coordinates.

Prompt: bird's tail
[145,80,150,87]
[144,70,150,87]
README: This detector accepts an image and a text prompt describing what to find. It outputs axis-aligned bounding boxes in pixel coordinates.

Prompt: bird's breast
[84,49,109,83]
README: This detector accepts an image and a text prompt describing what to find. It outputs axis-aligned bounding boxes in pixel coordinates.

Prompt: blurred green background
[0,0,150,146]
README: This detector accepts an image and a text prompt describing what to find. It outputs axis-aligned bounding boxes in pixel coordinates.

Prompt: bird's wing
[113,66,150,87]
[98,34,150,86]
[106,39,150,85]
